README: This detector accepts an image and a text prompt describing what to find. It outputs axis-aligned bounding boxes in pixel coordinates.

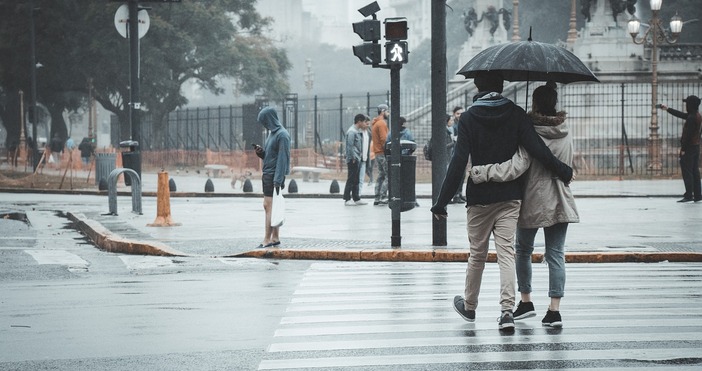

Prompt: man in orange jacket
[371,104,389,205]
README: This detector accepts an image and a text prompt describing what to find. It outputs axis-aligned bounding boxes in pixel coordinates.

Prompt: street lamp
[303,58,314,93]
[627,0,684,173]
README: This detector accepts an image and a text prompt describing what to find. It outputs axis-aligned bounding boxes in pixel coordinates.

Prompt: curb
[230,248,702,263]
[67,212,188,257]
[62,207,702,263]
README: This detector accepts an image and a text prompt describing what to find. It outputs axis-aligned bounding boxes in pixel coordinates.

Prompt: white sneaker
[355,200,368,205]
[344,200,357,206]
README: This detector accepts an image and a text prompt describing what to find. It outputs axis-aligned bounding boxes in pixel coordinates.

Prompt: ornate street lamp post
[627,0,684,173]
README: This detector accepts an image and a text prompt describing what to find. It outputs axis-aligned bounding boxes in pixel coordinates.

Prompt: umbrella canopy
[457,39,599,84]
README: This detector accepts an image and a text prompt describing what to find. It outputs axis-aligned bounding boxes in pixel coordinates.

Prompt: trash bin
[385,140,417,212]
[119,140,141,186]
[95,153,116,186]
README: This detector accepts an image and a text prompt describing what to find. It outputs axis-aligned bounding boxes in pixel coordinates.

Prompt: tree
[0,0,290,149]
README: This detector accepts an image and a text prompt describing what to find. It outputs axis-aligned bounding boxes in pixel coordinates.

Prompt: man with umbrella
[430,71,574,331]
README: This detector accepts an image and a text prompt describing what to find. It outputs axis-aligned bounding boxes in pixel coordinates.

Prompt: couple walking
[431,72,579,331]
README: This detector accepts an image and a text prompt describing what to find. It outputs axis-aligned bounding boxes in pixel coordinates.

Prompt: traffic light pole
[431,0,447,246]
[128,0,142,176]
[389,64,402,247]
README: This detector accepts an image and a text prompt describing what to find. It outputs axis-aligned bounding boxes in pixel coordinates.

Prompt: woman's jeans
[515,223,569,298]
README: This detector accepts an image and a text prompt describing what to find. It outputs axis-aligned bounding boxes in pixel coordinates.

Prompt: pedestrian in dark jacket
[253,107,291,248]
[430,71,573,332]
[344,114,368,206]
[660,95,702,202]
[78,137,94,168]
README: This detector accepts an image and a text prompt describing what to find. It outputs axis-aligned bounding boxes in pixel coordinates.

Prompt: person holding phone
[254,107,291,248]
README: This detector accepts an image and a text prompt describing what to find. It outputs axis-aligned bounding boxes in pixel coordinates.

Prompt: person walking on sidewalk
[660,95,702,203]
[371,104,390,205]
[344,114,368,206]
[451,106,467,204]
[469,82,580,328]
[430,71,573,331]
[358,115,371,196]
[254,107,291,248]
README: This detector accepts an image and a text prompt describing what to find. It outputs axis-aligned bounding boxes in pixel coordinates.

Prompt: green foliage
[0,0,290,146]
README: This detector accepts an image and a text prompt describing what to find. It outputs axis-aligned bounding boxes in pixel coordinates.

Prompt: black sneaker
[541,309,563,328]
[452,295,475,322]
[513,301,536,320]
[677,197,694,203]
[498,310,515,331]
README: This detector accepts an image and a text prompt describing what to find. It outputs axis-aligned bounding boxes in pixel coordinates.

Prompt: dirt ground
[0,168,99,191]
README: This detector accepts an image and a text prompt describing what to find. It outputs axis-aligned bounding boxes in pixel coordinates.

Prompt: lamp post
[303,58,315,150]
[627,0,684,173]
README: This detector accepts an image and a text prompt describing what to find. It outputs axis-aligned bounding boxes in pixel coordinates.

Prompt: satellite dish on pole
[114,4,150,39]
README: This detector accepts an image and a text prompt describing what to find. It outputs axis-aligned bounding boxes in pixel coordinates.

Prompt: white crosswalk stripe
[259,262,702,370]
[24,249,90,272]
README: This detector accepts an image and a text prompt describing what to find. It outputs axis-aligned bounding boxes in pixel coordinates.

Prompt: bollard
[329,179,340,194]
[148,171,181,227]
[169,178,177,192]
[243,179,253,193]
[288,179,298,193]
[204,178,214,193]
[98,178,108,191]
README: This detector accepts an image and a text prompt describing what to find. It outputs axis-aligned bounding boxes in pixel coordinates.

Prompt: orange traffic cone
[148,171,181,227]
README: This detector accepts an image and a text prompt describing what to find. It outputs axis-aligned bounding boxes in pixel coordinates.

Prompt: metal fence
[134,80,702,177]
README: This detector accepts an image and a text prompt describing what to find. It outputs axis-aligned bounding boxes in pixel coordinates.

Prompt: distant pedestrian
[452,106,467,204]
[660,96,702,202]
[49,133,63,167]
[470,82,580,328]
[358,115,371,195]
[344,114,368,206]
[430,71,573,331]
[371,104,390,205]
[78,137,94,168]
[7,139,19,167]
[385,116,415,152]
[253,107,291,248]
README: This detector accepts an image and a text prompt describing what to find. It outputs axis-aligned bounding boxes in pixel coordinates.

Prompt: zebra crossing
[259,261,702,370]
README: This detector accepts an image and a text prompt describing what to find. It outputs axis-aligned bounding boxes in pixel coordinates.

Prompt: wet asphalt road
[1,209,701,370]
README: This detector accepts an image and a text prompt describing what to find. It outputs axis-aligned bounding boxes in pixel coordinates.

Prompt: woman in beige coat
[469,83,579,328]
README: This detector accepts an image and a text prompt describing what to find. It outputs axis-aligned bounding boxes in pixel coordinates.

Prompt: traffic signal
[385,41,408,65]
[352,19,381,65]
[384,18,408,65]
[353,19,381,41]
[384,18,408,41]
[353,44,381,65]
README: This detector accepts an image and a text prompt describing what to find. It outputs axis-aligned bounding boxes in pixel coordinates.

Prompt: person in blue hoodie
[253,107,291,248]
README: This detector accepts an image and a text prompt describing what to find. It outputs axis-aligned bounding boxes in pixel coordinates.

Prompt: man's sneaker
[373,199,388,206]
[513,301,536,320]
[677,197,693,203]
[344,200,357,206]
[498,310,515,331]
[452,295,475,322]
[541,309,563,328]
[355,199,368,205]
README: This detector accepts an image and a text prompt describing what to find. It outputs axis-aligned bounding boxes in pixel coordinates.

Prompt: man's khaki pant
[463,200,521,313]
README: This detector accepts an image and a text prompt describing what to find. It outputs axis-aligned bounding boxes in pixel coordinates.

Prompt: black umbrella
[457,37,599,84]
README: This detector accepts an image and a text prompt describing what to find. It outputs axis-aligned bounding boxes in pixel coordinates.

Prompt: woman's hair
[532,83,558,116]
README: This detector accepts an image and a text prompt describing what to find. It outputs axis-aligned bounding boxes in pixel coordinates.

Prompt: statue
[484,6,500,36]
[463,5,511,39]
[611,0,637,22]
[463,7,479,37]
[581,0,592,22]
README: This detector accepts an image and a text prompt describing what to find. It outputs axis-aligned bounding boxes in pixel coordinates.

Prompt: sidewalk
[2,168,702,262]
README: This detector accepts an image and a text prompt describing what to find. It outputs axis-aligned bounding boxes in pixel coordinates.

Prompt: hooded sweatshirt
[433,92,573,209]
[257,107,291,186]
